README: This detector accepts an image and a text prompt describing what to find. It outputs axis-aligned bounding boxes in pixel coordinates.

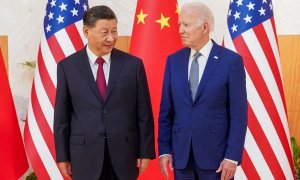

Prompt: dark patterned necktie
[96,57,107,100]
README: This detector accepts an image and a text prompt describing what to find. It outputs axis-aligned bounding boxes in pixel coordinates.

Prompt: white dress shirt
[188,39,213,84]
[86,45,111,84]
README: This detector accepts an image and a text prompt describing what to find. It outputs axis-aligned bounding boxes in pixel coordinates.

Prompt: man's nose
[106,33,114,42]
[179,26,184,34]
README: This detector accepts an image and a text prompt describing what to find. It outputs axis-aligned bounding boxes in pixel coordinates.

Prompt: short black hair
[83,5,117,27]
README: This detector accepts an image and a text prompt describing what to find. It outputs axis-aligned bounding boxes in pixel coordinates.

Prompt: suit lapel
[179,48,192,102]
[105,49,125,102]
[75,47,103,103]
[194,42,221,102]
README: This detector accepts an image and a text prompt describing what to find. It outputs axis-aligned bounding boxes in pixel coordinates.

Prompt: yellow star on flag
[156,13,170,29]
[137,9,148,24]
[176,4,179,14]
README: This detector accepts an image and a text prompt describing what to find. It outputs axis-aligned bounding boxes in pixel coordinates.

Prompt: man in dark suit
[54,6,155,180]
[158,2,248,180]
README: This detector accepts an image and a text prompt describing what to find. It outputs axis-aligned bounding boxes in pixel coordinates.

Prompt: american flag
[24,0,88,179]
[224,0,295,179]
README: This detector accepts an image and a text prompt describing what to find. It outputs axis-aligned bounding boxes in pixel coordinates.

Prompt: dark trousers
[174,148,221,180]
[99,139,119,180]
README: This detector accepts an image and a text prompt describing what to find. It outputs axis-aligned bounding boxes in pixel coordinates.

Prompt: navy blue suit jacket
[158,41,248,170]
[54,47,155,180]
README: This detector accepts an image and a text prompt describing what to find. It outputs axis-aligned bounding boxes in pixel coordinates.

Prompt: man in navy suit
[158,2,247,180]
[54,6,155,180]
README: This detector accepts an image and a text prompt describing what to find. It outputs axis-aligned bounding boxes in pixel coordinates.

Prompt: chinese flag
[0,47,29,179]
[130,0,182,179]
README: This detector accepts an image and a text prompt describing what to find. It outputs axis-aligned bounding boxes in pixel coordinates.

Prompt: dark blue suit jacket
[158,41,248,170]
[54,47,155,180]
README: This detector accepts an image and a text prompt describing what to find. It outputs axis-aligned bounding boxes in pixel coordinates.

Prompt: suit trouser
[99,139,119,180]
[174,146,222,180]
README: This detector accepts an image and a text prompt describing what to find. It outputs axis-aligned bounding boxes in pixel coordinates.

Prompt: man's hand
[58,162,72,179]
[137,158,151,175]
[216,159,237,180]
[159,155,173,179]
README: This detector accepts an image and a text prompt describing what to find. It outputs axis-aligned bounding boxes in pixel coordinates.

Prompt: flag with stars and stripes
[24,0,88,179]
[224,0,295,179]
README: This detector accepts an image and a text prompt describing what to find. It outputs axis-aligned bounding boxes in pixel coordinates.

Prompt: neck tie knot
[193,51,201,61]
[96,57,105,65]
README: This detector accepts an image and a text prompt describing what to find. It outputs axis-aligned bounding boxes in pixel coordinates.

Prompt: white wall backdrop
[0,0,299,121]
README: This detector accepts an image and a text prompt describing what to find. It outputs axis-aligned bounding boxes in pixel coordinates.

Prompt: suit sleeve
[136,60,155,159]
[158,57,174,156]
[225,55,248,163]
[54,62,71,162]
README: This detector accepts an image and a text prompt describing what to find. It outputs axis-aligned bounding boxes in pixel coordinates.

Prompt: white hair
[181,2,215,32]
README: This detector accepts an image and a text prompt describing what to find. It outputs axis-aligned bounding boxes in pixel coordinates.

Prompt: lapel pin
[214,56,219,60]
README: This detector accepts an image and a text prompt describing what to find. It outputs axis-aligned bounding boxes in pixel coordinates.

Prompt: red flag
[23,0,88,179]
[0,47,29,179]
[130,0,182,179]
[224,0,294,179]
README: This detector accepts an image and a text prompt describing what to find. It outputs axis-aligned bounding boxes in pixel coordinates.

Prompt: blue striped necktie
[189,51,201,101]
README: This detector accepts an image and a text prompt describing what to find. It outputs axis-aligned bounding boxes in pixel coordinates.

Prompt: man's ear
[203,22,209,33]
[83,26,88,38]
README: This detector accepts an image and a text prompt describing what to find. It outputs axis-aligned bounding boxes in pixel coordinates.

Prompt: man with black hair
[54,5,155,180]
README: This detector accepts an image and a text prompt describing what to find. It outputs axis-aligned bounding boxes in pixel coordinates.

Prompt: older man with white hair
[158,2,248,180]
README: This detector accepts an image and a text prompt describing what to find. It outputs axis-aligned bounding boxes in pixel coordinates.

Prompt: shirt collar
[190,39,213,58]
[86,44,111,65]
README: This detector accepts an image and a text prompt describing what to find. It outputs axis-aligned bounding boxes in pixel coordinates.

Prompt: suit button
[103,109,108,114]
[107,133,112,137]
